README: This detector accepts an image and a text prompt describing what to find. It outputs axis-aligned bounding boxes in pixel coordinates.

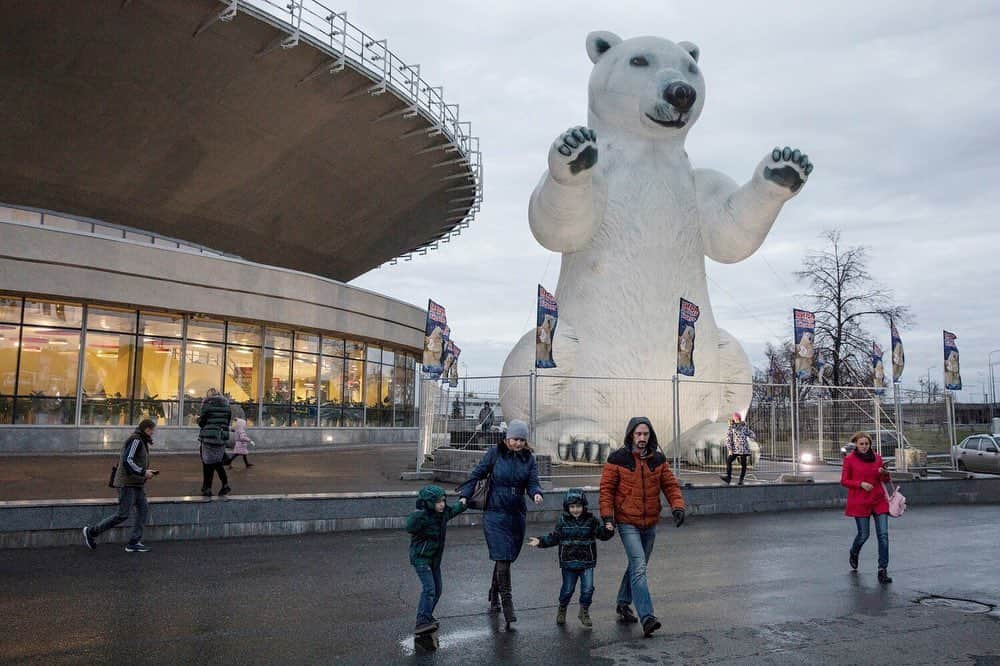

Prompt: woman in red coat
[840,432,893,584]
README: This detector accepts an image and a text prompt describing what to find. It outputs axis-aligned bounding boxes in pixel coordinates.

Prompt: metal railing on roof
[200,0,483,266]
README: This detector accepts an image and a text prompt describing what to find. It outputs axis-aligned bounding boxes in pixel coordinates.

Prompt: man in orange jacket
[600,416,686,637]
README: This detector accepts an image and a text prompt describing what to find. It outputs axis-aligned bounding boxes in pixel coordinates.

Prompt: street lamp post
[987,349,1000,421]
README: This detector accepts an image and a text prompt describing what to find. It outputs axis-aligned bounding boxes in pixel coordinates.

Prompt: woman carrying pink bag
[840,431,893,584]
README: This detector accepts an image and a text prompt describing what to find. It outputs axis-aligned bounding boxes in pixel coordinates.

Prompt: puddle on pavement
[916,596,994,614]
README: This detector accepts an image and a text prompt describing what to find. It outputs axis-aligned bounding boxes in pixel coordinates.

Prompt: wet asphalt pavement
[2,505,999,664]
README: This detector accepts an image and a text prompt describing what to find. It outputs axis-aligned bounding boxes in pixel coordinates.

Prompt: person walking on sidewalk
[459,419,544,630]
[528,488,614,627]
[198,388,232,497]
[720,412,755,485]
[226,416,254,468]
[406,485,467,637]
[83,419,158,552]
[841,431,893,584]
[599,416,686,638]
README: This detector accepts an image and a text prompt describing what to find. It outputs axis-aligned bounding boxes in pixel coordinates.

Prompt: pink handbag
[883,482,906,517]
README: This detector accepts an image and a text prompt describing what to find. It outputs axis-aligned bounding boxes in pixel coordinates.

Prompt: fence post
[873,395,882,457]
[945,392,957,449]
[529,370,537,444]
[817,397,824,462]
[791,380,799,476]
[893,382,906,472]
[672,374,681,470]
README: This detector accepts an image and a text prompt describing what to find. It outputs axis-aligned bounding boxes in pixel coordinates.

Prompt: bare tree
[794,230,912,388]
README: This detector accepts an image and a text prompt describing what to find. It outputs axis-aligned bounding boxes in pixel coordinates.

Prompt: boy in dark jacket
[405,485,467,636]
[528,488,614,626]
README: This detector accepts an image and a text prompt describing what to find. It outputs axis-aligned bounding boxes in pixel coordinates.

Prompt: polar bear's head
[586,31,704,140]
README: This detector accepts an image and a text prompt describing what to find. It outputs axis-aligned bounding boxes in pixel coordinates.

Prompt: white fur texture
[501,33,809,463]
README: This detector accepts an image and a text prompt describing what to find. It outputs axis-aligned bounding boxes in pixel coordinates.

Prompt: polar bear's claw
[765,145,812,193]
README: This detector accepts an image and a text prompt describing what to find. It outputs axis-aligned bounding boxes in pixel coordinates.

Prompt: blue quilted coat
[460,443,544,561]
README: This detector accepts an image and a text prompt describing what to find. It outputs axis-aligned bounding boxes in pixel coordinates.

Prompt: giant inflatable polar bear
[499,31,813,463]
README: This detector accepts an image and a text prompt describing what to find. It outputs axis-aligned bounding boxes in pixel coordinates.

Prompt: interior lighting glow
[800,452,815,464]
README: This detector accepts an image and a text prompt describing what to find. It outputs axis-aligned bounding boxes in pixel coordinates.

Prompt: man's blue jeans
[413,563,442,626]
[616,523,657,622]
[852,513,889,569]
[559,568,595,607]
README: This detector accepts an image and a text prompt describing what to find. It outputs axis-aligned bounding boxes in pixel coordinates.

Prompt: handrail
[234,0,483,264]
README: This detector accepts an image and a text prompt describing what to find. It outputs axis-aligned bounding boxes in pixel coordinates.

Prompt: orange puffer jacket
[599,418,685,528]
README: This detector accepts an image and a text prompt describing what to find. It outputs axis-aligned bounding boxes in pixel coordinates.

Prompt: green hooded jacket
[405,485,467,566]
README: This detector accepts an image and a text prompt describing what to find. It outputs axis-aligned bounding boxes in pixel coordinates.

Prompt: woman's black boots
[497,563,516,628]
[488,566,501,613]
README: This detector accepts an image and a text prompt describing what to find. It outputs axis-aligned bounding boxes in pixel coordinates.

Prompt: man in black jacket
[83,419,158,552]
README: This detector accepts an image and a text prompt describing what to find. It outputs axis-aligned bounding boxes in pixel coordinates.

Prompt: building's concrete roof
[0,0,480,281]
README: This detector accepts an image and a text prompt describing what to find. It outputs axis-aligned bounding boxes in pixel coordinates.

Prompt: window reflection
[81,331,134,425]
[225,345,260,426]
[319,356,344,427]
[15,326,80,424]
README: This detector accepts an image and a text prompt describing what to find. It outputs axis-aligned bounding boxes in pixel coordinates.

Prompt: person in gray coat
[199,388,232,497]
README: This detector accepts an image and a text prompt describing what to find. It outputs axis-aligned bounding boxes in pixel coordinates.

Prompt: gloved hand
[672,508,686,527]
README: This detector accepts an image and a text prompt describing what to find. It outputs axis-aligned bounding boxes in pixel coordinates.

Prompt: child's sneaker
[556,606,567,625]
[414,621,437,635]
[616,604,639,623]
[578,606,592,627]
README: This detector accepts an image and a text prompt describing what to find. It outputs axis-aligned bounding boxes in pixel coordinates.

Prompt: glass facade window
[183,342,224,425]
[227,322,261,347]
[15,326,81,424]
[1,297,23,322]
[140,312,183,338]
[319,356,344,427]
[262,348,291,426]
[89,307,136,334]
[321,336,344,357]
[0,324,20,424]
[225,345,260,426]
[23,300,82,328]
[346,340,365,360]
[188,318,225,343]
[135,337,182,424]
[81,331,135,425]
[294,332,319,354]
[0,293,419,430]
[291,352,318,426]
[343,359,364,427]
[265,327,293,351]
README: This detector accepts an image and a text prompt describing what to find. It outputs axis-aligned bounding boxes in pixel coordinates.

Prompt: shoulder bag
[457,450,497,511]
[883,482,906,517]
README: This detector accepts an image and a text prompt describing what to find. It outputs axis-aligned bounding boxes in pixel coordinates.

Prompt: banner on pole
[793,309,816,382]
[677,298,700,376]
[447,342,461,387]
[422,299,448,378]
[890,320,905,384]
[943,330,962,390]
[535,285,558,369]
[872,342,886,396]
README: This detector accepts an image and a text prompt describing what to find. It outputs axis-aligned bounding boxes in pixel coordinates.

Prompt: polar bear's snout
[663,81,696,112]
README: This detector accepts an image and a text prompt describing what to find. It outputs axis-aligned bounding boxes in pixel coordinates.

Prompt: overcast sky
[343,1,1000,402]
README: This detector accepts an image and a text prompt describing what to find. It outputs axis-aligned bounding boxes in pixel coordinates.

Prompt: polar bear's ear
[678,41,700,63]
[586,31,622,64]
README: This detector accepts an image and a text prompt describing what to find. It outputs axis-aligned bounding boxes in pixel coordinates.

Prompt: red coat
[840,452,891,517]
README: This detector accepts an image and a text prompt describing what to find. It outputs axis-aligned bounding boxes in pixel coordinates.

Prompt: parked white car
[951,434,1000,474]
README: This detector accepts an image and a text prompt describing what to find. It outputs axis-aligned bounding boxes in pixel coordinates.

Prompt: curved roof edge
[229,0,483,265]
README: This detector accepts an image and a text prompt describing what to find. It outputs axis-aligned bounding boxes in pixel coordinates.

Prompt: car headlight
[800,452,815,463]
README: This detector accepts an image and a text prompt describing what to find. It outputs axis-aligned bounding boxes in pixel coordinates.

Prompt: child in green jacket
[406,485,467,636]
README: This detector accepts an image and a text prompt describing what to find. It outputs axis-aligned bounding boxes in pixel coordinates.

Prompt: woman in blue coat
[460,419,543,629]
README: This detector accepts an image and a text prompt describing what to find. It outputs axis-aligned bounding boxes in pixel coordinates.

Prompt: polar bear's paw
[763,146,813,194]
[549,126,598,183]
[556,430,614,464]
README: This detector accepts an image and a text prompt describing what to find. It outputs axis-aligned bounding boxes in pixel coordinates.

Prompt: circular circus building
[0,0,482,452]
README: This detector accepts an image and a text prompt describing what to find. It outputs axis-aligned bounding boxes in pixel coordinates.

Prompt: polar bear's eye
[688,63,700,75]
[629,56,649,67]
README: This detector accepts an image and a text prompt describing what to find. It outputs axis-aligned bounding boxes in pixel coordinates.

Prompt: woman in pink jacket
[840,432,892,584]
